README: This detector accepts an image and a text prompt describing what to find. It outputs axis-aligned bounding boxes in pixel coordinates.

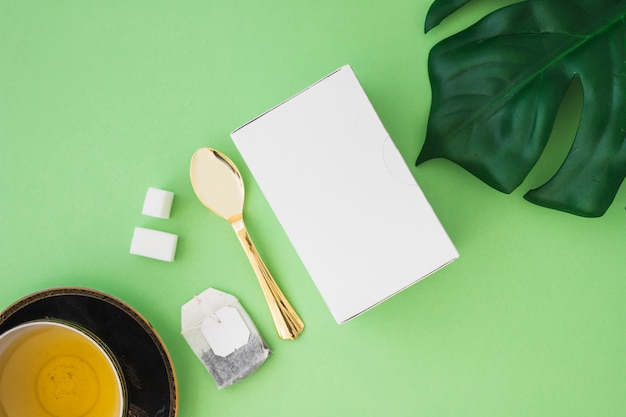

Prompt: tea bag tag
[201,306,250,357]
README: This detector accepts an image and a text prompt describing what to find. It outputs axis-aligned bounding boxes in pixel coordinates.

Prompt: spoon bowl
[190,148,304,340]
[189,149,244,220]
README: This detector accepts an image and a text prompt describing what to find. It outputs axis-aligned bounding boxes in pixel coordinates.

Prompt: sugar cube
[142,187,174,219]
[130,227,178,262]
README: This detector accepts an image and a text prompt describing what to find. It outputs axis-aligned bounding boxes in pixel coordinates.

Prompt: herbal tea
[0,322,124,417]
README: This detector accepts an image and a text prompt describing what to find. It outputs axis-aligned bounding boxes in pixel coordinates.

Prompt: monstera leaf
[417,0,626,217]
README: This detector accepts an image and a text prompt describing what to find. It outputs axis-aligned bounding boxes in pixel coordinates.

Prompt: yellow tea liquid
[0,324,122,417]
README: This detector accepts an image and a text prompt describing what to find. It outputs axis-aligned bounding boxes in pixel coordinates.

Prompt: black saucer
[0,287,177,417]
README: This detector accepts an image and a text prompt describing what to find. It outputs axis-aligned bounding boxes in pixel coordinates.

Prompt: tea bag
[181,288,271,389]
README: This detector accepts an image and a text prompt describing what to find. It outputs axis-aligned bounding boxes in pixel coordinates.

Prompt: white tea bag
[181,288,271,389]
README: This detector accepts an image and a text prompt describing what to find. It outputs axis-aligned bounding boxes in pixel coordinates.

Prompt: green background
[1,0,625,416]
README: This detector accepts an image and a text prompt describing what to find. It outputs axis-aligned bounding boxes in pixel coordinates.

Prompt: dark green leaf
[425,0,472,33]
[418,0,626,216]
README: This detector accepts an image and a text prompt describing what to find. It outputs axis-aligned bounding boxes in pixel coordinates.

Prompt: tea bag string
[208,313,222,324]
[193,295,223,324]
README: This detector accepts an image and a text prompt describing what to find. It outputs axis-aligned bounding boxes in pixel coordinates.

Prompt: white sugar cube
[142,187,174,219]
[130,227,178,262]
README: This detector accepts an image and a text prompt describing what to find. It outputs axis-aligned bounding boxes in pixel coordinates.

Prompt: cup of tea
[0,320,126,417]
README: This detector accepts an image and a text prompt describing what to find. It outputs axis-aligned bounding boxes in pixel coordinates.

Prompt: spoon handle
[231,218,304,340]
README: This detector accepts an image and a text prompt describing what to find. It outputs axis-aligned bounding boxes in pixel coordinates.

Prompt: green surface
[1,1,624,416]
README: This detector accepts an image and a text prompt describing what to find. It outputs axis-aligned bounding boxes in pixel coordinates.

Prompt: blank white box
[130,227,178,262]
[142,187,174,219]
[231,65,458,323]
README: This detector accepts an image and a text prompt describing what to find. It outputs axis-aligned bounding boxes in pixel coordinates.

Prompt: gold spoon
[190,148,304,340]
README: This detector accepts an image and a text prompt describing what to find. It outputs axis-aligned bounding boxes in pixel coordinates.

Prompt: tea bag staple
[181,288,271,389]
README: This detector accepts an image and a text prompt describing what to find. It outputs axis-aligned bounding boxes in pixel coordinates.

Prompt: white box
[231,65,458,323]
